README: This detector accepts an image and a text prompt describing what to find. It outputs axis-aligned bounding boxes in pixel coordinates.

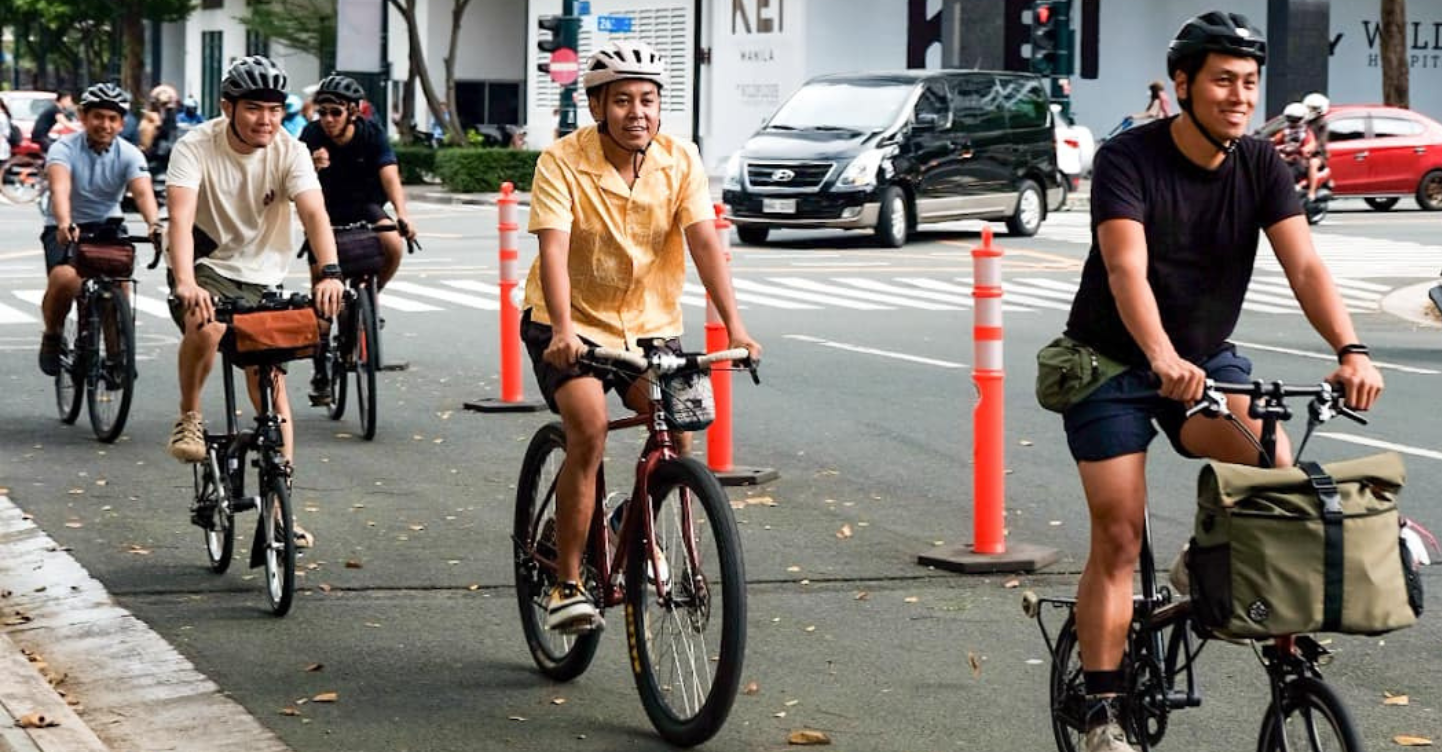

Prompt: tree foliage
[1,0,192,95]
[236,0,338,74]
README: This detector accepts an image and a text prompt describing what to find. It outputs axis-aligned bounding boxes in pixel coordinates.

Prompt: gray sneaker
[167,411,207,463]
[1085,721,1137,752]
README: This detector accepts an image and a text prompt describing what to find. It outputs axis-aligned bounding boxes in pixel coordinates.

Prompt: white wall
[1328,0,1442,121]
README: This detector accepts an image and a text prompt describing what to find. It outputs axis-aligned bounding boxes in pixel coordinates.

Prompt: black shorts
[41,219,127,272]
[520,309,681,413]
[302,203,391,264]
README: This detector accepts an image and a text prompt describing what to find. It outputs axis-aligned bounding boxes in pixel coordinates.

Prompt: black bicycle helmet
[314,74,366,105]
[1166,11,1266,78]
[221,55,289,103]
[79,83,131,115]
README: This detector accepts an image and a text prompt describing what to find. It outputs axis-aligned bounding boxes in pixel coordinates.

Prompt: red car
[1258,104,1442,211]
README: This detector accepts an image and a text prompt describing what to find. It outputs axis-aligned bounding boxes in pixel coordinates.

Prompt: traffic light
[1029,0,1073,77]
[536,6,583,136]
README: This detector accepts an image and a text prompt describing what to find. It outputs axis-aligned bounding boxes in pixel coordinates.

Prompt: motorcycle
[1295,160,1332,225]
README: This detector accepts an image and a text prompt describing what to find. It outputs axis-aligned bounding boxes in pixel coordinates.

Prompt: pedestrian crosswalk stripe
[684,282,818,310]
[1332,277,1388,295]
[372,293,442,312]
[892,278,1038,312]
[0,299,34,324]
[13,289,42,308]
[384,280,498,310]
[731,278,887,310]
[834,277,972,306]
[768,276,963,311]
[129,294,172,320]
[949,277,1074,311]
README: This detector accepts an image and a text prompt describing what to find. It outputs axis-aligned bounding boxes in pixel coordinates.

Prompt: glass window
[1006,78,1049,129]
[767,81,916,132]
[1326,117,1367,142]
[1371,116,1424,138]
[913,80,949,126]
[950,75,1006,132]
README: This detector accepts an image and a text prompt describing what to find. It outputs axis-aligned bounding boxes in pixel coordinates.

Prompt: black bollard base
[464,397,546,413]
[917,541,1060,574]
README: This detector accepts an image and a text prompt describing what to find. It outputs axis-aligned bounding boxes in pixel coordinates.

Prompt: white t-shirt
[166,118,320,286]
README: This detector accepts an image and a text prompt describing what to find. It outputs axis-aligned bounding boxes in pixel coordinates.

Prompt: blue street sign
[576,1,590,15]
[596,15,633,33]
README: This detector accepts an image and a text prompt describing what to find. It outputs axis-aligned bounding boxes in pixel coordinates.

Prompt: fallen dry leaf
[304,663,324,673]
[3,613,34,626]
[1018,439,1034,446]
[311,692,338,703]
[836,524,853,539]
[64,521,83,528]
[409,524,426,531]
[1384,693,1410,706]
[550,697,566,705]
[787,728,832,745]
[1394,735,1433,746]
[854,591,869,601]
[730,501,746,510]
[279,707,302,716]
[1003,578,1021,589]
[743,681,760,695]
[318,584,332,593]
[127,545,152,556]
[968,651,982,677]
[345,560,363,569]
[16,713,58,728]
[67,489,84,495]
[903,596,920,604]
[786,565,802,573]
[784,699,800,707]
[467,584,481,591]
[508,715,528,722]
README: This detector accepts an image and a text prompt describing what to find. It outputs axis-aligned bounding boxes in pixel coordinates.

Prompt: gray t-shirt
[42,131,149,226]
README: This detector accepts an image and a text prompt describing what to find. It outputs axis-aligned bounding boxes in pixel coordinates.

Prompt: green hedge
[435,148,541,193]
[393,145,439,184]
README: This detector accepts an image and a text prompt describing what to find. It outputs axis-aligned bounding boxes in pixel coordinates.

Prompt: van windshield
[767,81,914,132]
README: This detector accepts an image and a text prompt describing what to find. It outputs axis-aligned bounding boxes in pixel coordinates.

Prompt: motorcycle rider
[1272,102,1319,201]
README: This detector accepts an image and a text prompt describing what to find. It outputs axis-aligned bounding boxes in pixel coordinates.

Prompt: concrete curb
[1380,280,1442,328]
[0,628,109,752]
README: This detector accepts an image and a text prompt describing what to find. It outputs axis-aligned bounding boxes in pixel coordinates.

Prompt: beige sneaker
[167,411,206,463]
[1085,720,1137,752]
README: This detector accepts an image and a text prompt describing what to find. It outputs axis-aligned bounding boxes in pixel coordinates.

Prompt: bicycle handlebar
[207,293,316,322]
[1185,379,1367,426]
[65,228,165,270]
[582,345,761,384]
[300,220,423,259]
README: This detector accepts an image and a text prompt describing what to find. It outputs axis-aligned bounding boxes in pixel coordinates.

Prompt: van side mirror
[913,112,943,132]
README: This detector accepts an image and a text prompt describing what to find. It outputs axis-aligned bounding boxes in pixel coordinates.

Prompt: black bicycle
[309,221,419,440]
[1023,380,1367,752]
[190,293,319,616]
[54,229,161,442]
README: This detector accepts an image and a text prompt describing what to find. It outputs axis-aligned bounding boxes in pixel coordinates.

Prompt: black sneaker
[38,333,63,376]
[308,374,331,406]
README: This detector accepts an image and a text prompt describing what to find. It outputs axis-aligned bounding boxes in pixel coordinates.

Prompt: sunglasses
[317,107,348,118]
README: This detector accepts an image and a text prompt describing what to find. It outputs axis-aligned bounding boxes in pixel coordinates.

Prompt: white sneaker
[1085,721,1137,752]
[544,581,603,633]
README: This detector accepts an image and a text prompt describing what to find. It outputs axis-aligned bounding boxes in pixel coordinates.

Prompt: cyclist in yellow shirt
[521,40,760,633]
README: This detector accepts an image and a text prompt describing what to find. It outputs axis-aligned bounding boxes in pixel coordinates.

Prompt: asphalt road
[0,197,1440,751]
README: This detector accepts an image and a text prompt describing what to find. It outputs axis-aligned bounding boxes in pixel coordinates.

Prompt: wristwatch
[1336,343,1370,363]
[320,263,344,281]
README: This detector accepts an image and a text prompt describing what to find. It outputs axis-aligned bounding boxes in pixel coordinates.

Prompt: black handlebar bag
[1186,452,1422,639]
[333,226,386,279]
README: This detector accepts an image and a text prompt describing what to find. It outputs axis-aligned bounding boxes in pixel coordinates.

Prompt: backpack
[6,120,19,149]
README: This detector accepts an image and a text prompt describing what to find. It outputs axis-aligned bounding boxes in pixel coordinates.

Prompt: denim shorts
[1062,344,1253,462]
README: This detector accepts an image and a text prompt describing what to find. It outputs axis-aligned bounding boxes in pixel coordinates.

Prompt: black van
[721,70,1059,247]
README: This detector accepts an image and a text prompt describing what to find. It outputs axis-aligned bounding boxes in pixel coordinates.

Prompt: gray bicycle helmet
[315,74,366,105]
[221,55,289,103]
[583,40,666,93]
[79,83,131,115]
[1166,11,1266,77]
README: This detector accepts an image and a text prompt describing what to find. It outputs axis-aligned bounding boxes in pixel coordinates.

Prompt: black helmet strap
[1177,94,1238,156]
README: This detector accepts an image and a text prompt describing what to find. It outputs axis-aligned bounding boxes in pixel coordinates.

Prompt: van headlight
[836,150,884,189]
[723,153,743,190]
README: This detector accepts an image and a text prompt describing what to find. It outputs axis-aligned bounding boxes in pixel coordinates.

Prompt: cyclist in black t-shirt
[33,91,76,153]
[1054,13,1383,752]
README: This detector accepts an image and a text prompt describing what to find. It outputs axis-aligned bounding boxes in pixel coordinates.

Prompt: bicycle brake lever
[1336,403,1368,426]
[744,358,760,385]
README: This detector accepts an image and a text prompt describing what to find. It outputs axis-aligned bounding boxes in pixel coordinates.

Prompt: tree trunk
[398,69,417,143]
[442,0,472,145]
[122,3,146,99]
[389,0,449,144]
[1380,0,1408,107]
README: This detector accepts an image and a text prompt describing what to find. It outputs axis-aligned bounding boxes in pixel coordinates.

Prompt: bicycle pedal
[231,496,259,513]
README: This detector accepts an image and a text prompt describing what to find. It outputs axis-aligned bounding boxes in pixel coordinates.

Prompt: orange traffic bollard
[465,182,543,413]
[704,204,776,486]
[916,225,1057,574]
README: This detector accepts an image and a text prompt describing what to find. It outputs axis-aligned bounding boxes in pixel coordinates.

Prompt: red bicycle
[512,343,758,746]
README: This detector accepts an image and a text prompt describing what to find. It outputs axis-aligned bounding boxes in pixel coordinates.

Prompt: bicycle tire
[1050,616,1088,752]
[261,470,296,616]
[354,286,379,440]
[512,422,601,681]
[86,289,135,442]
[1255,676,1363,752]
[626,457,746,747]
[1,154,44,204]
[196,451,235,574]
[324,307,348,421]
[54,315,82,424]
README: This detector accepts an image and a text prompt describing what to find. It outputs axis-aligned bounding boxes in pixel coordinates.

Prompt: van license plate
[762,198,796,214]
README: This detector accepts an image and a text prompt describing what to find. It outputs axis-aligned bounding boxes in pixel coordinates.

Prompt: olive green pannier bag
[1186,452,1423,639]
[1034,336,1129,413]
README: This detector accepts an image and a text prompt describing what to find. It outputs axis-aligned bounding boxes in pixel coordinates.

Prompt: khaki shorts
[167,263,272,333]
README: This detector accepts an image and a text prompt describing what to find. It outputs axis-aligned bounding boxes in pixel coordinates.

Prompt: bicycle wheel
[625,457,746,747]
[354,286,379,440]
[54,314,82,424]
[1050,616,1089,752]
[513,423,601,681]
[260,470,296,616]
[195,451,235,574]
[1,155,44,204]
[1256,676,1362,752]
[86,289,135,442]
[324,308,348,421]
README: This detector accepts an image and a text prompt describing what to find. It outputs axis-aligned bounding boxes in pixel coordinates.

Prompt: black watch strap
[1336,343,1370,363]
[320,263,343,280]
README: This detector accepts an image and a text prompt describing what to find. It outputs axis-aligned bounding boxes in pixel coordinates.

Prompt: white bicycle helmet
[222,55,289,103]
[1283,102,1308,123]
[79,83,132,114]
[583,40,666,92]
[1302,92,1330,119]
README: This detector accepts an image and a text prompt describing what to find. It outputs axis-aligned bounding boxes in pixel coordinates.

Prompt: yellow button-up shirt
[524,125,714,350]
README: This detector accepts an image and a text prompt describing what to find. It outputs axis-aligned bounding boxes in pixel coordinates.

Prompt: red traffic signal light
[1035,4,1051,25]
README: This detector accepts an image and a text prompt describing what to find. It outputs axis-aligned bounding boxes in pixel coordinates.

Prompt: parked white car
[1051,104,1095,209]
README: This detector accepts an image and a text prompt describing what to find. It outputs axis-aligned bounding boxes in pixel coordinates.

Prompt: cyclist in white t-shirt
[164,57,344,529]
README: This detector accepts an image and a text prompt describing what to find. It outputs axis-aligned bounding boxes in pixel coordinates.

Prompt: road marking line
[384,280,498,309]
[0,299,34,324]
[130,294,172,319]
[374,293,442,312]
[684,282,815,309]
[1318,432,1442,461]
[769,276,962,310]
[1230,339,1439,374]
[732,278,888,310]
[895,278,1037,312]
[13,288,42,308]
[834,277,972,306]
[785,334,965,368]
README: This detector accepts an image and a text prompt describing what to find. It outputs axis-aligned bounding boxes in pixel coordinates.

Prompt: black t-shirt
[298,117,397,216]
[33,103,62,144]
[1064,118,1302,367]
